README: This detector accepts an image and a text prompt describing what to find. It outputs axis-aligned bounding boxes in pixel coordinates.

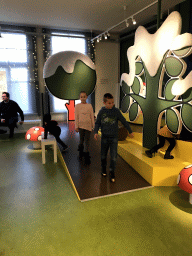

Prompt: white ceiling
[0,0,186,35]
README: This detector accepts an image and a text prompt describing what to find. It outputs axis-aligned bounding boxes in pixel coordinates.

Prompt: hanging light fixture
[132,17,136,25]
[104,33,108,39]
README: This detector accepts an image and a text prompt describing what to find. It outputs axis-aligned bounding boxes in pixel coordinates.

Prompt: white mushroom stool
[41,133,57,164]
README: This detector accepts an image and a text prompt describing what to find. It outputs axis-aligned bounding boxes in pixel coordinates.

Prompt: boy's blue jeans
[101,135,118,172]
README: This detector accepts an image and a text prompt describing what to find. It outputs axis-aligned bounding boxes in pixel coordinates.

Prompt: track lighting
[125,19,129,27]
[91,1,158,43]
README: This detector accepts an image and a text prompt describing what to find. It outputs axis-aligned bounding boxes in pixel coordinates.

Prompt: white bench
[41,133,57,164]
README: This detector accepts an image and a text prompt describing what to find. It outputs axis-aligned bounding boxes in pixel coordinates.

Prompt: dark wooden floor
[59,122,151,201]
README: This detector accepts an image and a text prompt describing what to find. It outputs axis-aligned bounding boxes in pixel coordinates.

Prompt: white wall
[94,40,120,115]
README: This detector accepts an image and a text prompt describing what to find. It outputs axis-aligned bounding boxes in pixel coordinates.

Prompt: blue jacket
[94,106,132,137]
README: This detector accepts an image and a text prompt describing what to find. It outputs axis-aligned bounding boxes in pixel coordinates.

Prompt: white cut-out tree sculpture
[120,11,192,149]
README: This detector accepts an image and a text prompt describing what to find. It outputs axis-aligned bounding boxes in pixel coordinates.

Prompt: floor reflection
[59,122,151,201]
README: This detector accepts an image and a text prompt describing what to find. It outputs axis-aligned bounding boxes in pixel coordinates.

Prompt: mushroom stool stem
[190,194,192,205]
[33,141,41,149]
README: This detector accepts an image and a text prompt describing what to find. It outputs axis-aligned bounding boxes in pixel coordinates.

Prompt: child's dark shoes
[110,171,115,182]
[145,150,153,158]
[101,166,107,177]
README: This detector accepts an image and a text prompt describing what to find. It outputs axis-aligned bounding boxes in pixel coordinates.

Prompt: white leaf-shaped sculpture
[121,11,182,86]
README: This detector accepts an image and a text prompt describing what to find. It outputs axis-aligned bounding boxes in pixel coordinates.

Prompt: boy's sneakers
[62,145,68,152]
[145,150,153,158]
[101,166,107,177]
[110,171,115,182]
[164,151,174,159]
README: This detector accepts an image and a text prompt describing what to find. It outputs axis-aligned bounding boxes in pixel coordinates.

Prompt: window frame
[0,26,39,116]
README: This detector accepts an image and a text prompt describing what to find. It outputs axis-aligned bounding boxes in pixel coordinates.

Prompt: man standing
[0,92,24,138]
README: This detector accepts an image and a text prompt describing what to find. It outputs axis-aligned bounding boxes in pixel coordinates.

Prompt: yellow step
[118,133,191,186]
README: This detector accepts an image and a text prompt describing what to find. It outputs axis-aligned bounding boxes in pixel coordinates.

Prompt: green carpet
[0,134,192,255]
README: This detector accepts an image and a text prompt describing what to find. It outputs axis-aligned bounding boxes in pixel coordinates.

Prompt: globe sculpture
[43,51,97,121]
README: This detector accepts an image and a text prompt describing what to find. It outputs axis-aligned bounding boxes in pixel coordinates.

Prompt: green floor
[0,134,192,255]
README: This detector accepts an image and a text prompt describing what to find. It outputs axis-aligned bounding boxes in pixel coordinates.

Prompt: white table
[41,133,57,164]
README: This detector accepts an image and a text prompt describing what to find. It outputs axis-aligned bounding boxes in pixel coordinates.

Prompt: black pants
[50,126,67,148]
[79,128,91,152]
[0,118,17,136]
[152,135,176,153]
[101,136,118,172]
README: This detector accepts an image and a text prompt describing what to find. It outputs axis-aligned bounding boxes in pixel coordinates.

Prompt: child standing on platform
[75,91,95,164]
[94,93,134,182]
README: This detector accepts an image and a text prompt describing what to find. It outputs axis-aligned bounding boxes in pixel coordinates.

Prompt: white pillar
[36,27,45,126]
[189,193,192,204]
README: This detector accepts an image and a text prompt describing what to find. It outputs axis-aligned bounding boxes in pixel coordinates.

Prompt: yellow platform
[118,132,192,186]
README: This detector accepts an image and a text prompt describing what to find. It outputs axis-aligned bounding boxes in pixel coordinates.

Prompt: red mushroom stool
[25,126,44,149]
[41,133,57,164]
[177,165,192,204]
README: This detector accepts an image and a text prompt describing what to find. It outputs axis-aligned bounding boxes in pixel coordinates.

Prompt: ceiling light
[104,33,108,39]
[132,17,136,25]
[97,37,100,43]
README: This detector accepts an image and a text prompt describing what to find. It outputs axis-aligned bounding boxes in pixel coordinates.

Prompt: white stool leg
[190,194,192,205]
[53,141,57,163]
[42,143,46,164]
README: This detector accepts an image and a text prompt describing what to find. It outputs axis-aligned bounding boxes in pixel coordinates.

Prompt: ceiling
[0,0,186,36]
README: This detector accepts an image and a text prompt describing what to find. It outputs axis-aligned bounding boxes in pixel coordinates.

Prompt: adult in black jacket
[0,92,24,138]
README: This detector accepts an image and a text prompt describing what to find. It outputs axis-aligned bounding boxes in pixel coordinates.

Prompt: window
[50,34,87,112]
[0,32,37,114]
